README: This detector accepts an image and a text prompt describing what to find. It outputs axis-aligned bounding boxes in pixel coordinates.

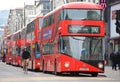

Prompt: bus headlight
[98,62,103,68]
[9,58,12,60]
[37,62,40,65]
[64,62,70,68]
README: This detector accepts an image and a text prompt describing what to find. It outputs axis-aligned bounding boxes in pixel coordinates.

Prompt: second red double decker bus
[40,2,105,76]
[1,37,7,62]
[5,34,13,64]
[25,16,43,70]
[12,30,21,66]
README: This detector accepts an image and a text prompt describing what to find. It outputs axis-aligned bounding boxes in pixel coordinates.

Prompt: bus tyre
[91,73,98,77]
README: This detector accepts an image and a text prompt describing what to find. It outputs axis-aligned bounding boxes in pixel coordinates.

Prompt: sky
[0,0,35,10]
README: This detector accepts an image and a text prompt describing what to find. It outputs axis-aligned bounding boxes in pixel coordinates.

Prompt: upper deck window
[27,21,35,34]
[59,9,103,21]
[39,18,43,29]
[42,14,55,28]
[21,28,26,38]
[13,34,18,40]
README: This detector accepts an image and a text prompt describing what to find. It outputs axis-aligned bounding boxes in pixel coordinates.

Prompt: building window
[43,3,50,10]
[29,10,34,15]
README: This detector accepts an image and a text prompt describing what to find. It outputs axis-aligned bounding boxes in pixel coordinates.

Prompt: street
[0,62,120,82]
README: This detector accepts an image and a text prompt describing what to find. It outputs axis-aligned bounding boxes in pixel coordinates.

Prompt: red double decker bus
[5,34,13,64]
[1,37,7,62]
[12,30,21,66]
[25,16,43,70]
[40,2,105,76]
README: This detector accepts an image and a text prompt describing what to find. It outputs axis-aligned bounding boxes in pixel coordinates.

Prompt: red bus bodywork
[1,37,7,62]
[25,16,43,70]
[5,34,13,64]
[12,30,21,66]
[40,2,105,77]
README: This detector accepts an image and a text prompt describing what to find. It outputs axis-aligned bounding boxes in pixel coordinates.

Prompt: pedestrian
[116,51,120,70]
[2,53,6,62]
[21,48,31,73]
[110,51,117,70]
[104,53,109,65]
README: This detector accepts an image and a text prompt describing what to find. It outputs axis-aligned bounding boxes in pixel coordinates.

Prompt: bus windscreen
[59,9,103,20]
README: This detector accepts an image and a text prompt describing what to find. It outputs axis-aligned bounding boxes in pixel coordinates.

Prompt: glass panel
[16,47,21,55]
[42,42,54,55]
[31,32,34,40]
[35,43,40,54]
[21,28,26,38]
[26,33,31,41]
[39,18,43,29]
[35,53,40,58]
[34,43,40,58]
[13,33,19,40]
[60,9,103,20]
[27,20,35,34]
[42,14,55,28]
[59,36,103,60]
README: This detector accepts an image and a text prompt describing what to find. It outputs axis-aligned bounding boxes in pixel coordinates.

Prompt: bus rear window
[68,25,100,34]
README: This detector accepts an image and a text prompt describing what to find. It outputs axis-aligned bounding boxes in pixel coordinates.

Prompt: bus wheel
[91,73,98,77]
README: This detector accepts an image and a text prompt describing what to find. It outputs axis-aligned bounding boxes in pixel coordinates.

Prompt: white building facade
[24,5,36,26]
[7,9,23,35]
[109,1,120,53]
[35,0,51,17]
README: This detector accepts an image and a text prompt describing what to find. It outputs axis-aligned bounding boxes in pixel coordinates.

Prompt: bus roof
[13,30,22,35]
[6,34,12,37]
[44,2,103,17]
[62,2,103,9]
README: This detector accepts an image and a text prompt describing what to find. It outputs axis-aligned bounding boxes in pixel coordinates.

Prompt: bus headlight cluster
[9,58,12,60]
[37,62,40,65]
[98,62,103,68]
[64,62,70,68]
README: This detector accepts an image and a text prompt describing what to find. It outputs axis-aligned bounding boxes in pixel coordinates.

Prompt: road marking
[0,76,113,81]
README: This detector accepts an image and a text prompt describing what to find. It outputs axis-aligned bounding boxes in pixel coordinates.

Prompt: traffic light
[115,10,120,34]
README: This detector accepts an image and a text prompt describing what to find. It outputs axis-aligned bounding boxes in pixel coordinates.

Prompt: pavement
[102,66,120,80]
[0,61,120,81]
